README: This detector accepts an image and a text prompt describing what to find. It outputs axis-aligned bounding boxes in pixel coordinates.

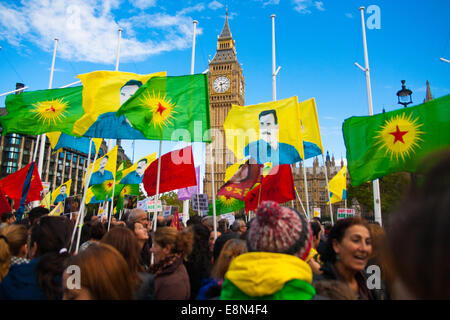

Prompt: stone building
[203,13,245,199]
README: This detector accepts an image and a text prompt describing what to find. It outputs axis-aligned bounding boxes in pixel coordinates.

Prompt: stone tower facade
[204,13,245,199]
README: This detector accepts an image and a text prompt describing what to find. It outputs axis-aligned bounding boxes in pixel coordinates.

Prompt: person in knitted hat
[220,201,316,300]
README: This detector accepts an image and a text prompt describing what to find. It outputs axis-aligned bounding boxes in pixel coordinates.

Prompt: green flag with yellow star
[0,86,83,136]
[343,94,450,186]
[208,195,245,216]
[115,74,211,142]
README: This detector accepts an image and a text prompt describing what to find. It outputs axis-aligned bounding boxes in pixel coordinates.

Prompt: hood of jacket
[222,252,314,299]
[0,259,47,300]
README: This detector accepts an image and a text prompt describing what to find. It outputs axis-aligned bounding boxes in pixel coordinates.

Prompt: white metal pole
[191,20,198,75]
[0,87,29,97]
[37,38,59,177]
[271,14,277,101]
[323,154,334,226]
[359,7,382,226]
[107,175,117,231]
[210,143,217,240]
[150,140,163,265]
[303,164,310,219]
[74,148,98,254]
[440,57,450,63]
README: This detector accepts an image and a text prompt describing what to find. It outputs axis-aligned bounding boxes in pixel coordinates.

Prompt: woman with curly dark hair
[184,223,213,300]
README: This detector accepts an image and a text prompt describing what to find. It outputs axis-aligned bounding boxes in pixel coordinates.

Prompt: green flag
[0,86,84,136]
[343,94,450,186]
[208,195,245,216]
[116,74,211,142]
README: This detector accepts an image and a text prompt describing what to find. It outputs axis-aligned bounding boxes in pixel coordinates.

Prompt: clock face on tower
[213,76,230,93]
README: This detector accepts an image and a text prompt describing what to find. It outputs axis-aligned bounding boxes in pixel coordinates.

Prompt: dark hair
[310,220,322,238]
[185,223,213,298]
[213,232,240,262]
[29,207,50,226]
[186,215,202,226]
[121,80,143,89]
[387,150,450,299]
[321,217,371,264]
[1,212,14,223]
[259,109,278,124]
[30,216,71,299]
[137,158,148,164]
[101,155,109,161]
[217,219,229,234]
[90,220,106,240]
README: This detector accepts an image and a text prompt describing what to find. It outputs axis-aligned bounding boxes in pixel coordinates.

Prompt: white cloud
[315,1,325,11]
[345,13,353,19]
[263,0,280,6]
[292,0,325,14]
[0,0,203,64]
[177,3,205,15]
[208,0,223,10]
[129,0,157,10]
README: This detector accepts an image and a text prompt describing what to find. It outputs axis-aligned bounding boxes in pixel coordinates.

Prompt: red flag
[217,161,263,201]
[244,164,296,212]
[170,208,181,231]
[0,189,12,218]
[0,163,43,210]
[143,146,197,196]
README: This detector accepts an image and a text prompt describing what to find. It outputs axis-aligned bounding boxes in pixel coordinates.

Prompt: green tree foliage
[348,172,411,222]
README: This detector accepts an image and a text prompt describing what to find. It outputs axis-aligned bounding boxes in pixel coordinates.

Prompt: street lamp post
[396,80,413,108]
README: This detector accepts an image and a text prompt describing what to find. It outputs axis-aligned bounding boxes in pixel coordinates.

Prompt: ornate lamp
[396,80,413,108]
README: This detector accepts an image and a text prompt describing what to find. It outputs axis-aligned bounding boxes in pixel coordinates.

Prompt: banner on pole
[124,194,138,210]
[42,182,51,194]
[337,208,355,220]
[64,195,81,216]
[220,212,235,227]
[313,207,321,218]
[191,193,209,212]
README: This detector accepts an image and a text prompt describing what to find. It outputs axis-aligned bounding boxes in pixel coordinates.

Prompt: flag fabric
[48,202,63,216]
[299,98,324,159]
[208,195,245,216]
[0,86,83,136]
[116,74,211,142]
[177,166,200,201]
[327,166,347,204]
[17,163,40,219]
[85,146,118,203]
[51,180,72,206]
[46,132,103,156]
[343,94,450,186]
[40,191,51,210]
[116,184,140,211]
[244,164,296,212]
[217,161,263,201]
[0,162,43,211]
[170,208,181,231]
[117,153,156,185]
[143,146,197,196]
[224,96,304,166]
[0,189,12,217]
[73,71,166,138]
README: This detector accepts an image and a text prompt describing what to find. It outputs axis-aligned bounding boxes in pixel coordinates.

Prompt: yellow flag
[86,145,118,186]
[224,96,304,165]
[49,202,64,216]
[73,71,166,136]
[327,166,347,204]
[51,180,72,206]
[40,191,51,209]
[299,98,324,159]
[118,153,156,185]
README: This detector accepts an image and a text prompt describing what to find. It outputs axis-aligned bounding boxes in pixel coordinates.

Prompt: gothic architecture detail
[204,13,245,199]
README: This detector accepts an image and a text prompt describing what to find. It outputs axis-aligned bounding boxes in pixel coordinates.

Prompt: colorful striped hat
[247,201,312,260]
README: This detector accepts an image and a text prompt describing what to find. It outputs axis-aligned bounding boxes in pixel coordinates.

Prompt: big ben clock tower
[204,12,245,200]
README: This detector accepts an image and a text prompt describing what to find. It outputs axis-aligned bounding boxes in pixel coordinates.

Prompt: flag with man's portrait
[224,96,305,166]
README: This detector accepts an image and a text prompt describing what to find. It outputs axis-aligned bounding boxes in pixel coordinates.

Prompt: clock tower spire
[204,12,245,200]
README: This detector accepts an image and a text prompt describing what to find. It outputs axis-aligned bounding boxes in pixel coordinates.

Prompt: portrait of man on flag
[224,96,304,167]
[119,158,149,185]
[89,155,114,187]
[244,109,301,165]
[53,184,68,205]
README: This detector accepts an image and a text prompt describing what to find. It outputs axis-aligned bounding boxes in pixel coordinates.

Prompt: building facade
[203,13,245,199]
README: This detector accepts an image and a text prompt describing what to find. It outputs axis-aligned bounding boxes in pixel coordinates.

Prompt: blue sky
[1,0,449,190]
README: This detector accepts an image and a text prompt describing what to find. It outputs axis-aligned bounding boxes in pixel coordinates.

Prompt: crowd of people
[0,150,449,300]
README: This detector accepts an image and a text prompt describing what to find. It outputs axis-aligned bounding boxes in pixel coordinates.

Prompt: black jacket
[313,262,387,300]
